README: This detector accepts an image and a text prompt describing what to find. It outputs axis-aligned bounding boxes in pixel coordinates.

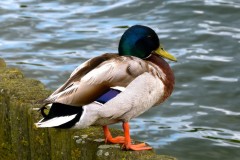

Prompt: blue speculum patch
[96,88,121,104]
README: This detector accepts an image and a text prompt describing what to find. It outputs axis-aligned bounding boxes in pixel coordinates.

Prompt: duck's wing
[49,53,117,97]
[43,53,117,105]
[43,54,150,106]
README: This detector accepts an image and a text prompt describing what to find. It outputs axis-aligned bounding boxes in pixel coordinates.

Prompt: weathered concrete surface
[0,58,176,160]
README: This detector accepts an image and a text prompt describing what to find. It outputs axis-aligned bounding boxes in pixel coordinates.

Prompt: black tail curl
[38,104,48,118]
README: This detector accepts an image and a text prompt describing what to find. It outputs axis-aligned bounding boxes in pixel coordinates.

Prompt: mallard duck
[35,25,177,151]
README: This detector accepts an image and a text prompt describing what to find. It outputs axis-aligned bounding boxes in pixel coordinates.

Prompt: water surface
[1,0,240,159]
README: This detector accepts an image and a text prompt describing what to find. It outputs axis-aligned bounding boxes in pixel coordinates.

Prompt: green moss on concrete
[0,59,176,160]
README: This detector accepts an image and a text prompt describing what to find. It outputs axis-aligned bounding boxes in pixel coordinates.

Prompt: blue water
[1,0,240,159]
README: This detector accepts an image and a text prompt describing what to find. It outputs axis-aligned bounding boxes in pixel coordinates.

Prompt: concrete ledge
[0,58,176,160]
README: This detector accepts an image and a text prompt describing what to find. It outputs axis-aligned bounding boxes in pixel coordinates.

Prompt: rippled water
[1,0,240,159]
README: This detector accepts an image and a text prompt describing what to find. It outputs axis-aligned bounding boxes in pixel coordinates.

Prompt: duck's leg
[122,122,152,151]
[103,125,125,144]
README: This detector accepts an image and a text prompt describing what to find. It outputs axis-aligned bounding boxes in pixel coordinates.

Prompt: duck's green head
[118,25,177,61]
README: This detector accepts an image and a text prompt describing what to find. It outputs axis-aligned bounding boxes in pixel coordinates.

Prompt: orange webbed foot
[105,136,125,144]
[103,123,152,151]
[122,142,152,151]
[103,126,126,144]
[122,122,153,151]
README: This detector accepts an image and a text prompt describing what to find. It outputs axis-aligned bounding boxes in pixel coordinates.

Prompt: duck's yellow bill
[154,46,177,62]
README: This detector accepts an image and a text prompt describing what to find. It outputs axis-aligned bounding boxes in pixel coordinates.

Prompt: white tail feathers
[35,114,77,128]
